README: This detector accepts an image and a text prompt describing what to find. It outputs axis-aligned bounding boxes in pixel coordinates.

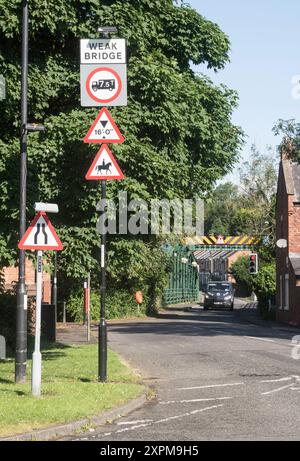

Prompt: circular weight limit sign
[86,67,122,104]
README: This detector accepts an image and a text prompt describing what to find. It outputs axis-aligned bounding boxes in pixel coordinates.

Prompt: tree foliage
[205,145,277,256]
[273,119,300,163]
[229,256,276,307]
[0,1,243,305]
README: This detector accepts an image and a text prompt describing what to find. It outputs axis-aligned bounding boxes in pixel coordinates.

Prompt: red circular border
[86,67,122,104]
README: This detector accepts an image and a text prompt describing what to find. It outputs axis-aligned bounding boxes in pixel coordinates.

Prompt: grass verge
[0,343,144,438]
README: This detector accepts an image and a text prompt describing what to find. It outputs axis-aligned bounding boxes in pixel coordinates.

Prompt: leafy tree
[229,255,276,318]
[0,1,243,309]
[229,256,253,295]
[204,182,239,235]
[205,145,277,251]
[273,119,300,162]
[237,145,277,241]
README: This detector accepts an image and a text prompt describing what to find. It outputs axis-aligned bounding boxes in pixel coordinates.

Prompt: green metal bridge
[163,236,259,305]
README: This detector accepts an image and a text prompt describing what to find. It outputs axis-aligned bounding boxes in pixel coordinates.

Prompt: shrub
[0,293,36,354]
[0,292,16,351]
[67,288,148,322]
[252,264,276,320]
[229,256,253,296]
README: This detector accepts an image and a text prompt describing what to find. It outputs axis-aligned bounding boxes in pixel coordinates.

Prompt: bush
[0,293,37,354]
[67,288,148,322]
[230,257,276,320]
[252,264,276,320]
[229,256,253,296]
[0,293,16,351]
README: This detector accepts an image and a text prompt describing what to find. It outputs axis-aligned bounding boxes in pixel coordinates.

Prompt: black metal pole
[99,179,107,382]
[15,0,29,384]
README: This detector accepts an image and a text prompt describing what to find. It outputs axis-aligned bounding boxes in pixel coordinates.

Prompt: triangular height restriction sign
[84,108,124,144]
[18,212,63,251]
[85,144,124,181]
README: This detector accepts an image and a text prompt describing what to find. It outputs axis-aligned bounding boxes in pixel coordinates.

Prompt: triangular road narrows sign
[86,144,124,181]
[84,108,124,144]
[18,212,63,251]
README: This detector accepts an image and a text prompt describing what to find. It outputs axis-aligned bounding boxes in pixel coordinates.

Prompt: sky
[188,0,300,183]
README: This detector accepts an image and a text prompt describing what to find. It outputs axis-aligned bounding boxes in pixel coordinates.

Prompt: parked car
[203,281,235,311]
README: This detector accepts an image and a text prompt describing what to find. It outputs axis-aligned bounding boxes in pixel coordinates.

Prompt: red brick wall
[2,258,51,303]
[288,195,300,254]
[276,162,300,326]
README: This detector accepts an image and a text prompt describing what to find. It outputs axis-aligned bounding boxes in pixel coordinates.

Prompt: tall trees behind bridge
[205,145,277,253]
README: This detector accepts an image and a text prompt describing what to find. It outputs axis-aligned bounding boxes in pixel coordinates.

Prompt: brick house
[2,258,51,303]
[276,154,300,326]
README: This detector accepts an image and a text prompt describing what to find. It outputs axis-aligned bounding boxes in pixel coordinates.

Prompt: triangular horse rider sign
[85,144,124,180]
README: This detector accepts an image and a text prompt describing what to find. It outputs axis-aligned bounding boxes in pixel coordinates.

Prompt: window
[284,274,289,311]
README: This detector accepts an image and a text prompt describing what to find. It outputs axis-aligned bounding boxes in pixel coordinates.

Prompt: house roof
[289,253,300,276]
[282,160,300,202]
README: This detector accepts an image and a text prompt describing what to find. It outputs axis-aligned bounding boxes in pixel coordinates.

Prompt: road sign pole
[32,250,43,397]
[52,251,58,327]
[87,272,91,342]
[99,179,107,382]
[16,0,29,384]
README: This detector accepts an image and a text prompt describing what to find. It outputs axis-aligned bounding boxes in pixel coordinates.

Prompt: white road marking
[116,423,150,434]
[153,404,224,425]
[260,377,293,383]
[244,336,298,349]
[261,383,295,395]
[116,419,153,426]
[244,336,275,343]
[93,404,225,439]
[178,382,244,390]
[159,397,232,405]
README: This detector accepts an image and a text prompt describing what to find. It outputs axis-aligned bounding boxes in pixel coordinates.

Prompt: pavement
[59,298,300,441]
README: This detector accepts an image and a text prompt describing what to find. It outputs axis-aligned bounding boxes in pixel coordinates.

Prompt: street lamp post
[15,0,29,384]
[97,26,118,383]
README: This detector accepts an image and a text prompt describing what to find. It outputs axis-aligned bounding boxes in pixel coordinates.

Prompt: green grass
[0,343,144,438]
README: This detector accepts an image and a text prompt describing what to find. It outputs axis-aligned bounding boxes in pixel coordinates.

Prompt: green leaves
[0,0,243,306]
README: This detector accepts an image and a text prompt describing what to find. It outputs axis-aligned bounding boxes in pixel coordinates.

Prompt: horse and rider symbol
[96,159,112,175]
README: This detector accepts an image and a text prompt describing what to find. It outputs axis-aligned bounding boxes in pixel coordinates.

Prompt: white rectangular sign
[80,64,127,107]
[80,39,126,64]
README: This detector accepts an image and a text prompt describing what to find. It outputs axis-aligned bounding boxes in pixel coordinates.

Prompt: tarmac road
[63,300,300,441]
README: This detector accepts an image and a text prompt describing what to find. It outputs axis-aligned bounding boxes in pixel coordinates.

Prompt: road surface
[63,300,300,441]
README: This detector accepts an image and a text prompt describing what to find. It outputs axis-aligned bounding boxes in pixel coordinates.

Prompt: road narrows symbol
[18,212,63,251]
